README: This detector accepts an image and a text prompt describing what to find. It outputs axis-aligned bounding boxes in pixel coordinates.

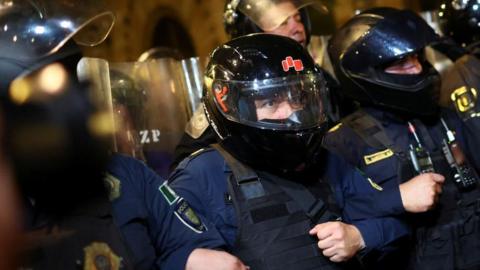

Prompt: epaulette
[175,147,216,170]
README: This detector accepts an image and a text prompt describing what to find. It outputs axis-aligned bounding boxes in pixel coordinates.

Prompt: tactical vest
[323,109,480,270]
[211,144,357,270]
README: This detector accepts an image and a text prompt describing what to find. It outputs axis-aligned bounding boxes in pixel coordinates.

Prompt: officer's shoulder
[323,121,355,145]
[175,147,223,171]
[108,153,149,175]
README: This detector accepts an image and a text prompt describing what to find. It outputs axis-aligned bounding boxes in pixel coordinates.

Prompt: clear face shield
[211,73,328,131]
[78,57,195,177]
[0,0,114,60]
[236,0,327,31]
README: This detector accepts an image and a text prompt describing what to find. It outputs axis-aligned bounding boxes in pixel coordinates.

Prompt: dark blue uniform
[106,154,227,270]
[323,107,480,269]
[168,147,409,266]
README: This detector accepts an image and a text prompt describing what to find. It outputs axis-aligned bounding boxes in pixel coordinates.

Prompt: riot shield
[79,57,201,177]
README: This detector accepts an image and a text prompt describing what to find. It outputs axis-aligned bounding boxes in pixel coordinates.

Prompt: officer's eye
[260,99,276,108]
[293,13,301,22]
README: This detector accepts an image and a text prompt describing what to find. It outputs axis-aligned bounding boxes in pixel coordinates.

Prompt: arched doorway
[151,17,196,59]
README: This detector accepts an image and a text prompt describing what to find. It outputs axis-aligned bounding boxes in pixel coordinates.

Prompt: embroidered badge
[364,149,394,165]
[159,181,179,205]
[451,86,477,113]
[174,199,206,233]
[83,242,122,270]
[104,173,121,201]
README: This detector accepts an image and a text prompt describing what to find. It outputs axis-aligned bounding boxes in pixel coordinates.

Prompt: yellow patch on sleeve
[366,177,384,191]
[363,149,394,165]
[328,123,343,133]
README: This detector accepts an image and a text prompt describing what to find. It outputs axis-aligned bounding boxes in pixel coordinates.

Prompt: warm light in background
[38,63,68,94]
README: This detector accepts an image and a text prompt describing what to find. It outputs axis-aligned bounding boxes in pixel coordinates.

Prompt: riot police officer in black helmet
[0,0,138,268]
[326,7,480,269]
[172,0,345,170]
[169,34,369,270]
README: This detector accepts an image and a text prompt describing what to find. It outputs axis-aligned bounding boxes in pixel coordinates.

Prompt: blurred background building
[83,0,438,61]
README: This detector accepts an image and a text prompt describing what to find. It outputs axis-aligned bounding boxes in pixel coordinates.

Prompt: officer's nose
[286,17,306,46]
[276,101,297,119]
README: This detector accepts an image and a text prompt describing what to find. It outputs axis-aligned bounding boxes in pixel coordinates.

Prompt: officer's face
[254,94,303,121]
[259,2,307,47]
[384,54,423,75]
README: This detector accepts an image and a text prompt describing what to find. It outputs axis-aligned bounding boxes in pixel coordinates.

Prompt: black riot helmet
[438,0,480,48]
[0,0,115,211]
[328,7,441,117]
[203,34,329,173]
[223,0,328,46]
[0,0,114,91]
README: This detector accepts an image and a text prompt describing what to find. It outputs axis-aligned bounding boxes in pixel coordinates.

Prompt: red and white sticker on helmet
[214,85,229,112]
[282,56,304,72]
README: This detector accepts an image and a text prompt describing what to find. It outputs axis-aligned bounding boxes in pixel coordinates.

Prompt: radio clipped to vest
[407,121,435,174]
[440,118,479,191]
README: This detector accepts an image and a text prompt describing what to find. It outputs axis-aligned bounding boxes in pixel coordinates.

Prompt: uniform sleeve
[108,154,226,270]
[352,216,410,259]
[169,153,239,247]
[146,177,227,270]
[459,117,480,171]
[325,153,405,220]
[324,153,410,263]
[342,186,405,220]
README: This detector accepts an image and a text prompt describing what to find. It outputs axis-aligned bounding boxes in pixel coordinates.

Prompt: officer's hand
[185,248,249,270]
[308,222,365,263]
[399,173,445,213]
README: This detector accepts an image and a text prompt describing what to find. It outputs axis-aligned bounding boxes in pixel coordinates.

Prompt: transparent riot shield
[180,57,204,116]
[79,57,199,177]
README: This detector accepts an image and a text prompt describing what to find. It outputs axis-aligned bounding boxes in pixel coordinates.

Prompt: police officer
[167,33,417,269]
[106,154,248,270]
[106,70,248,270]
[326,7,480,269]
[0,1,245,269]
[172,0,345,170]
[0,1,137,268]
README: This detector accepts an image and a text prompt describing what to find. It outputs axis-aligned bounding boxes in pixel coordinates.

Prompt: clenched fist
[399,173,445,213]
[309,222,365,262]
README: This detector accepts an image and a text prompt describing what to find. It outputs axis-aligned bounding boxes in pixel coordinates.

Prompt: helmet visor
[0,0,114,61]
[237,0,327,31]
[211,73,327,131]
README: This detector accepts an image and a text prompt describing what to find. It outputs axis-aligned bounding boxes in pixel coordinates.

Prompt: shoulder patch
[159,181,179,205]
[451,86,477,114]
[328,123,343,133]
[363,149,394,165]
[83,242,122,270]
[104,173,121,201]
[174,199,206,233]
